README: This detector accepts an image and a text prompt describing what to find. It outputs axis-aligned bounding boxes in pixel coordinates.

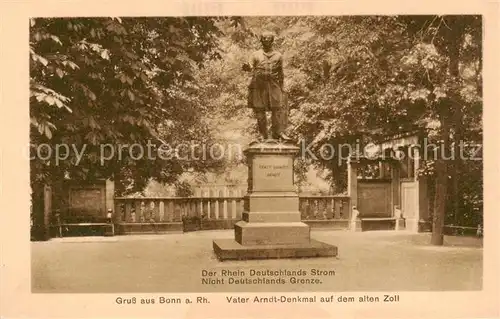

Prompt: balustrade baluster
[326,198,334,220]
[299,198,306,219]
[318,198,327,219]
[136,201,143,223]
[152,200,159,222]
[231,189,237,219]
[167,200,174,222]
[195,189,202,218]
[125,201,132,222]
[205,189,211,219]
[221,188,227,220]
[334,198,342,220]
[305,199,311,219]
[190,199,196,217]
[159,200,165,222]
[342,199,350,220]
[312,199,318,219]
[188,199,193,217]
[181,199,187,218]
[143,201,149,221]
[212,189,219,220]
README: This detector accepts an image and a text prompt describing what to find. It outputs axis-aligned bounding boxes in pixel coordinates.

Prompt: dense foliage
[30,16,482,243]
[30,17,227,195]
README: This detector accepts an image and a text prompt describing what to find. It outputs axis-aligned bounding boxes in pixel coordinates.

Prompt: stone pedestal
[213,140,337,260]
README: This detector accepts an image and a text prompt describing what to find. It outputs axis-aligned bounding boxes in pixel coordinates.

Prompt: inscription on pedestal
[259,163,287,177]
[252,156,294,192]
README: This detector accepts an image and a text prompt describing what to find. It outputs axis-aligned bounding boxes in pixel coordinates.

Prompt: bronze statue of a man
[243,31,289,141]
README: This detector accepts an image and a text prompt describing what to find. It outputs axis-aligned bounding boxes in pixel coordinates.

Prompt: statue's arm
[242,52,257,72]
[278,54,284,89]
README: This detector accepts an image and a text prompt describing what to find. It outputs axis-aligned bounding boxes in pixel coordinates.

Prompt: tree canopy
[30,17,228,194]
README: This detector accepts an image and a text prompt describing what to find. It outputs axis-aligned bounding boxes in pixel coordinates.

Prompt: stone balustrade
[113,194,351,233]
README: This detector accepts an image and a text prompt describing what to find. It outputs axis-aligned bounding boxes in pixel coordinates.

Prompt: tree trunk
[431,118,450,245]
[431,158,447,245]
[431,15,462,245]
[449,25,463,229]
[452,123,463,226]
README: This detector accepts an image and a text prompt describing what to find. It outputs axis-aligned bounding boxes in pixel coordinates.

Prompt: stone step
[244,194,299,212]
[361,218,396,231]
[234,221,310,245]
[213,238,338,260]
[242,211,301,223]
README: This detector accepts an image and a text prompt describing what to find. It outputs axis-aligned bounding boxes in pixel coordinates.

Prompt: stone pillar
[414,147,430,232]
[391,160,404,230]
[347,158,361,231]
[43,184,52,240]
[417,177,430,231]
[404,147,419,232]
[391,160,401,215]
[213,140,337,260]
[105,179,115,213]
[378,162,384,179]
[105,179,116,236]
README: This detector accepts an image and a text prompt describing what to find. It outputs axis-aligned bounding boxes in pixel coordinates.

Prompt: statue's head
[260,31,275,50]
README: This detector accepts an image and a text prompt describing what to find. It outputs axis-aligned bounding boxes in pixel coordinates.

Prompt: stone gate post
[347,157,361,231]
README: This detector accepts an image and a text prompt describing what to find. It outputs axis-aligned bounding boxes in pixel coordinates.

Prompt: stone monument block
[213,140,338,260]
[235,221,310,245]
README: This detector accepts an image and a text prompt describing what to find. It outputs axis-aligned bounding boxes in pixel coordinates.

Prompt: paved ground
[31,230,483,293]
